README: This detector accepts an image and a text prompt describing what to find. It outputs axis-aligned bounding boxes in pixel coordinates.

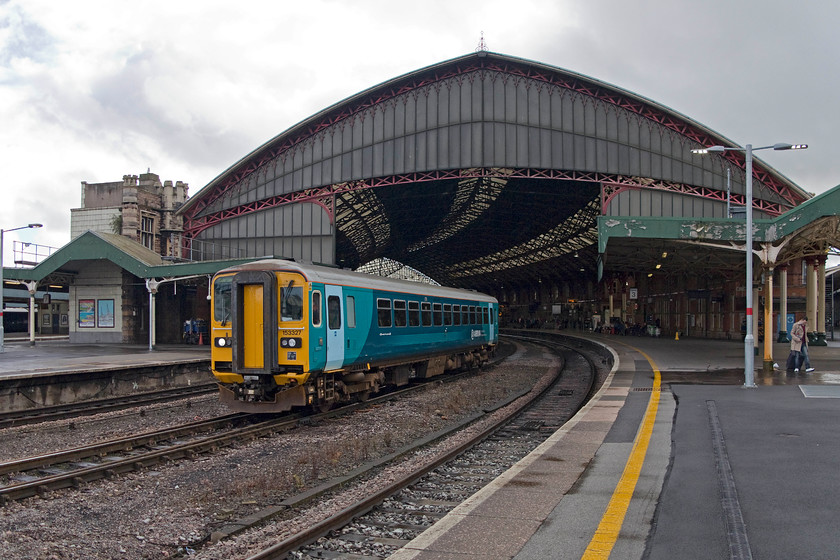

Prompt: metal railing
[12,241,56,267]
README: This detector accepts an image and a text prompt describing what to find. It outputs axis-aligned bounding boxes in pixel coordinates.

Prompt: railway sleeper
[360,519,434,532]
[375,507,447,519]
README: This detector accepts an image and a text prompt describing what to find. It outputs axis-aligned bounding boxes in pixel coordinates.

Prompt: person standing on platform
[789,317,809,373]
[800,325,815,373]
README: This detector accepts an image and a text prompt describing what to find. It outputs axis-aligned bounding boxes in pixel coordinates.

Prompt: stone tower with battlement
[71,172,189,259]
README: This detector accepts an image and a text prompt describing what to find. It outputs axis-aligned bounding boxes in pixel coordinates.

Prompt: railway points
[2,333,840,558]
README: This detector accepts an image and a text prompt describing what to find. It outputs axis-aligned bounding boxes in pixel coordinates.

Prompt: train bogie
[210,259,497,413]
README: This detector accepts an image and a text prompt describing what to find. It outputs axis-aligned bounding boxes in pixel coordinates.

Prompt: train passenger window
[453,304,461,326]
[433,303,443,326]
[394,300,407,327]
[408,301,420,326]
[443,304,452,326]
[328,296,341,329]
[377,299,392,328]
[461,305,468,325]
[421,302,432,326]
[346,296,356,328]
[469,305,476,325]
[312,291,322,327]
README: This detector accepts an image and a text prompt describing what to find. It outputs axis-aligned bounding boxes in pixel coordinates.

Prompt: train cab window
[377,298,392,328]
[281,284,304,322]
[469,305,476,325]
[453,304,461,326]
[443,303,452,326]
[394,300,407,327]
[408,301,420,326]
[421,302,432,326]
[346,296,356,328]
[213,275,232,323]
[433,303,443,326]
[312,291,322,327]
[328,296,341,329]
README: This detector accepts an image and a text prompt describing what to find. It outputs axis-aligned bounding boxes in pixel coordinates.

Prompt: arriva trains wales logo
[471,329,483,339]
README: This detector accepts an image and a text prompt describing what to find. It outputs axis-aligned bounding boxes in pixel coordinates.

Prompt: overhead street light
[692,143,807,388]
[1,223,43,353]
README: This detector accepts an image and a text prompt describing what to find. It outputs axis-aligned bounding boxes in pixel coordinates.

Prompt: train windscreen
[280,281,304,322]
[213,275,232,324]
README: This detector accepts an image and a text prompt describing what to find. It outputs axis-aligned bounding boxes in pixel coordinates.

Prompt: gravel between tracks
[0,342,579,559]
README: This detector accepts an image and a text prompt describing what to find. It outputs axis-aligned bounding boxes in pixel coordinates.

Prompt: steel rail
[0,383,218,428]
[0,370,487,506]
[243,336,585,560]
[0,413,298,505]
[0,412,248,477]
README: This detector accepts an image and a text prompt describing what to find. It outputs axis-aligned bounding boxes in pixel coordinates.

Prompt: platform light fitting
[692,143,807,154]
[691,141,807,389]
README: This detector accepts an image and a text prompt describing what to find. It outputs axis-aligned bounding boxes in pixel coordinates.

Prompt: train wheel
[317,400,334,413]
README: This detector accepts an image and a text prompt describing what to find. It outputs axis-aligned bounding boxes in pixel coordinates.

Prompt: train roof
[215,259,498,303]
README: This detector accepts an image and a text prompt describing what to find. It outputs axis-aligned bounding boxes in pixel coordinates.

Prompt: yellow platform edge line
[581,348,661,560]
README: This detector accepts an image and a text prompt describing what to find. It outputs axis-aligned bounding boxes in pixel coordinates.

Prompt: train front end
[210,264,316,412]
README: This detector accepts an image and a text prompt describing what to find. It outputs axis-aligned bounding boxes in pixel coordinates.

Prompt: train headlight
[280,337,302,348]
[214,337,232,348]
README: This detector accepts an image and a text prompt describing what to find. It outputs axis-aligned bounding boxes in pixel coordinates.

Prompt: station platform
[0,337,211,410]
[0,336,208,381]
[391,333,840,560]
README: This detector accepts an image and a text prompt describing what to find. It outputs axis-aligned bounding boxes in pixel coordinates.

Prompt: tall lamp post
[692,143,807,388]
[0,223,43,353]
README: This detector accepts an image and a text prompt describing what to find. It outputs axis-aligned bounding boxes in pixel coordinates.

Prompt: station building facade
[71,171,189,259]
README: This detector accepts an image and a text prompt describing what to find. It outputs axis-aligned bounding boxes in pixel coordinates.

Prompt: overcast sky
[1,0,837,263]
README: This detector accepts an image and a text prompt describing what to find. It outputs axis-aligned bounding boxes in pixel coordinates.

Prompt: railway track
[0,412,267,505]
[0,365,497,507]
[215,335,600,560]
[0,383,219,428]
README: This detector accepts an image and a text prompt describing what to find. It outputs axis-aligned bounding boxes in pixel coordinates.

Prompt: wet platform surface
[0,336,208,380]
[392,333,840,560]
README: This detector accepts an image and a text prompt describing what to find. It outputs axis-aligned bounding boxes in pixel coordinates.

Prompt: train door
[325,284,345,371]
[309,286,327,371]
[231,270,277,375]
[488,303,496,341]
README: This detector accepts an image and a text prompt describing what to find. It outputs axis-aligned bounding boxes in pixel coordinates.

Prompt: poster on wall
[97,299,115,328]
[79,299,95,328]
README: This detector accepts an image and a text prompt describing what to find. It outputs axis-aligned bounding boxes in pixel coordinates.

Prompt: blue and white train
[210,259,498,412]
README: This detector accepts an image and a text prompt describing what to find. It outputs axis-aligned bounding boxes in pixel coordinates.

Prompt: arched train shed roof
[179,51,810,291]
